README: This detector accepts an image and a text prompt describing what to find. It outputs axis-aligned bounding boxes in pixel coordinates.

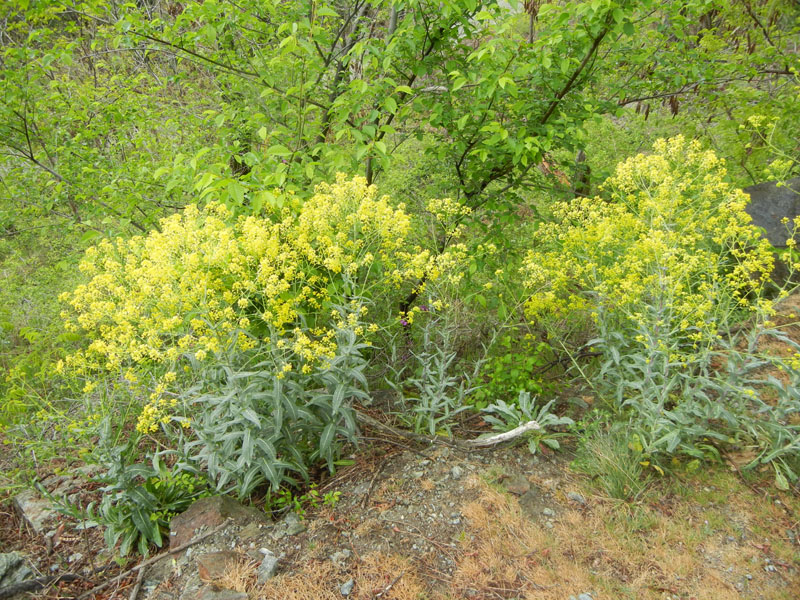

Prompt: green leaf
[227,181,245,205]
[267,145,291,157]
[775,468,790,491]
[319,422,336,455]
[317,6,338,17]
[81,230,102,243]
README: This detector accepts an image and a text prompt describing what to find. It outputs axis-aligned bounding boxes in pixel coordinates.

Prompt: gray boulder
[0,552,32,588]
[744,177,800,247]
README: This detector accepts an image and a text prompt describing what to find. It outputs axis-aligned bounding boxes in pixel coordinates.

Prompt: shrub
[523,137,800,486]
[56,175,468,532]
[176,323,370,498]
[523,135,774,339]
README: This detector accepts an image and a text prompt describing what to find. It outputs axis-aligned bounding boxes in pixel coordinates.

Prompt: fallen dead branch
[355,410,539,449]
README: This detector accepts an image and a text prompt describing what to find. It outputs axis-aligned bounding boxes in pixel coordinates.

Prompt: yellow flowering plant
[522,137,800,485]
[59,174,465,496]
[523,135,775,340]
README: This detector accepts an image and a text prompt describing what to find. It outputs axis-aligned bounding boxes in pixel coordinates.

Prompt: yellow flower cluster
[60,175,452,379]
[426,197,471,238]
[522,136,775,340]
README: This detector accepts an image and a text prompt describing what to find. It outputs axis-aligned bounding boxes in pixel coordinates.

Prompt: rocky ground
[2,436,799,600]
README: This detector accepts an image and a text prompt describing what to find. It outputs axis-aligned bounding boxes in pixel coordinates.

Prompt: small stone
[0,552,32,586]
[13,490,57,534]
[286,521,307,536]
[237,522,262,542]
[257,550,279,583]
[745,573,753,580]
[450,466,464,480]
[544,521,554,529]
[340,579,355,596]
[577,594,594,600]
[567,492,587,505]
[67,552,83,564]
[542,508,555,518]
[330,549,351,568]
[410,471,424,479]
[197,551,239,581]
[504,475,530,496]
[169,496,269,551]
[735,582,744,592]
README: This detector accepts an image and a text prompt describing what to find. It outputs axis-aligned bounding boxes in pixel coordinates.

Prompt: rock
[744,177,800,247]
[503,475,530,496]
[0,552,32,587]
[450,466,464,480]
[270,512,306,541]
[67,552,83,564]
[257,550,279,583]
[577,594,593,600]
[542,508,555,518]
[194,586,248,600]
[330,549,351,569]
[13,489,57,534]
[340,579,355,596]
[283,513,306,536]
[352,482,370,496]
[197,551,240,581]
[170,496,269,551]
[237,522,263,542]
[567,492,587,505]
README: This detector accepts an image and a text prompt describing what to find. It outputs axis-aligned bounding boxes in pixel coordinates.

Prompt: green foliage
[573,428,651,501]
[61,423,210,557]
[525,137,800,486]
[177,324,370,499]
[387,316,480,436]
[267,483,342,519]
[470,334,556,409]
[4,0,800,557]
[482,391,574,455]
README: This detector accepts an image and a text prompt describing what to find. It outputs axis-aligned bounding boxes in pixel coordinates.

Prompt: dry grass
[207,552,425,600]
[198,471,798,600]
[437,473,799,600]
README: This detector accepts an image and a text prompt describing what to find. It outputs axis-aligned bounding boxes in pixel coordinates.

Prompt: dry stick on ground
[372,569,406,600]
[361,455,392,509]
[76,518,233,600]
[355,411,540,449]
[128,567,145,600]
